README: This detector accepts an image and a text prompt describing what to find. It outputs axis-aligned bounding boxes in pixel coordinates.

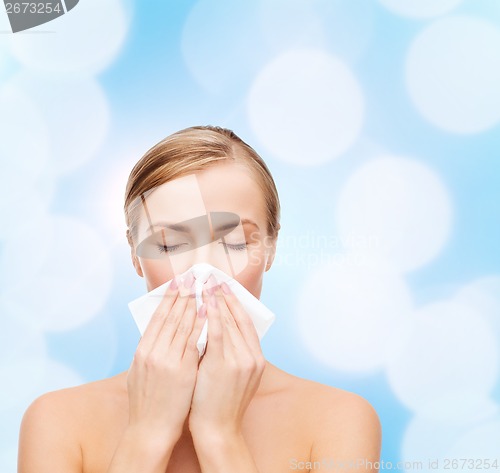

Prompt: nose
[188,243,225,283]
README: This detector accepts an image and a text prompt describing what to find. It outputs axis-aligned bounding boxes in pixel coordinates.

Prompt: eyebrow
[150,218,260,233]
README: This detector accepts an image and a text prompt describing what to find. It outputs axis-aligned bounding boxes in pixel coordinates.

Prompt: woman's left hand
[188,277,266,437]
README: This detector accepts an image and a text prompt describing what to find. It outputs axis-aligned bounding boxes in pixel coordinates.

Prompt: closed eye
[155,242,247,254]
[155,243,187,254]
[220,242,247,251]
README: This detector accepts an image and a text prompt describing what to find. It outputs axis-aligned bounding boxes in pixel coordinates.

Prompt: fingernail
[170,276,178,290]
[184,272,194,288]
[206,274,218,295]
[221,281,231,295]
[198,303,207,318]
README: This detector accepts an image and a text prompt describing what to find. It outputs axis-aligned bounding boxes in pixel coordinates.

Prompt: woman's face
[129,161,277,299]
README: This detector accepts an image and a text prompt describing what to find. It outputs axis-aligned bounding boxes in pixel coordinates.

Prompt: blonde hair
[124,125,281,248]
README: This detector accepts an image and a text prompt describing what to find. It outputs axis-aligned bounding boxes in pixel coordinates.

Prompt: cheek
[244,233,270,267]
[140,259,174,287]
[234,262,264,295]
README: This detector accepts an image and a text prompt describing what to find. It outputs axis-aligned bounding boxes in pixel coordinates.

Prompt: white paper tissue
[128,263,275,357]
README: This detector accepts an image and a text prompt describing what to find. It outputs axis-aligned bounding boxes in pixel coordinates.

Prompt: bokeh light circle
[378,0,463,19]
[446,418,500,459]
[402,413,474,473]
[7,0,130,74]
[257,0,375,64]
[297,253,413,373]
[386,299,498,413]
[248,48,364,166]
[406,16,500,133]
[0,80,50,189]
[10,71,111,176]
[335,156,452,272]
[182,0,263,94]
[455,276,500,337]
[2,215,113,332]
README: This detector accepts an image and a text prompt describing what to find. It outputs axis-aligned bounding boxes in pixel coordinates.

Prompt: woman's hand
[126,272,207,445]
[188,276,266,438]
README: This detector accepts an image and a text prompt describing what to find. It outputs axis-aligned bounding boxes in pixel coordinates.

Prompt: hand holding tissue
[128,263,275,357]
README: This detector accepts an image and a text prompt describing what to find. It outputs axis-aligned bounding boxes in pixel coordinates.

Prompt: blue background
[1,0,499,471]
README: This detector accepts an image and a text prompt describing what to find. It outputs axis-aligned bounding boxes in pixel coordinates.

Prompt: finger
[202,283,224,359]
[212,284,245,357]
[183,302,208,363]
[219,281,262,356]
[154,273,196,357]
[136,275,180,356]
[169,287,197,355]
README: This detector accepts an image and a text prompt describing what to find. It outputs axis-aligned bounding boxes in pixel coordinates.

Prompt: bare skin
[18,162,382,473]
[19,361,380,473]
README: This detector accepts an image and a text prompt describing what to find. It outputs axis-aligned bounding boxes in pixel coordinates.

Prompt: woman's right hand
[125,272,207,445]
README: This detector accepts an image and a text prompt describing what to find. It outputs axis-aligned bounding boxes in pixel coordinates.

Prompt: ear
[127,229,144,278]
[131,248,144,278]
[264,235,278,272]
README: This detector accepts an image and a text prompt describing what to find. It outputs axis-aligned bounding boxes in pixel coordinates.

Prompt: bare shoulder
[18,374,126,473]
[270,367,381,465]
[272,364,379,417]
[302,380,382,466]
[303,377,381,428]
[25,372,125,419]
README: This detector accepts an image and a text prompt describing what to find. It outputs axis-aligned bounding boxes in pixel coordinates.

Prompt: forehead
[135,162,265,239]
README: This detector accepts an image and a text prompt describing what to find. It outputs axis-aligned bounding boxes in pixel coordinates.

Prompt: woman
[18,126,381,473]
